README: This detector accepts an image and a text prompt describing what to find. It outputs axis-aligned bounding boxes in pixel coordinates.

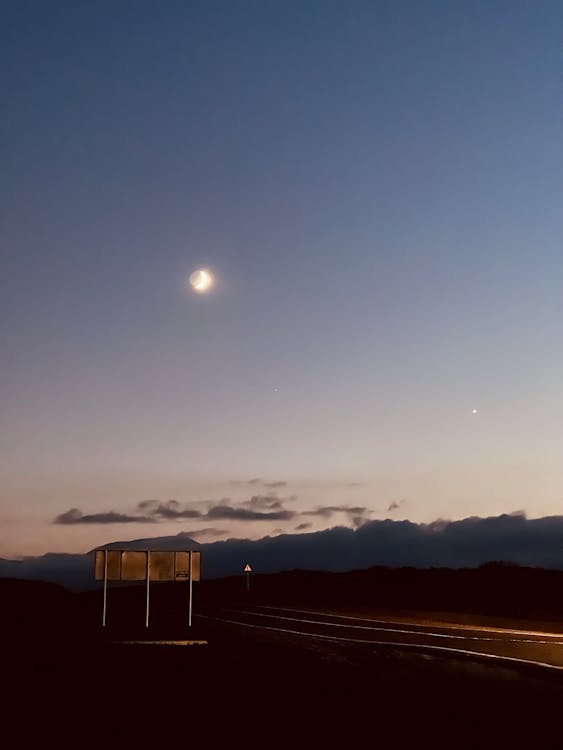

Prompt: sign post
[188,550,193,628]
[102,549,108,627]
[145,550,151,628]
[244,563,252,592]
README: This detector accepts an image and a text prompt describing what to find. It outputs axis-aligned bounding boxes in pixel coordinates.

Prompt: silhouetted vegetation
[199,562,563,623]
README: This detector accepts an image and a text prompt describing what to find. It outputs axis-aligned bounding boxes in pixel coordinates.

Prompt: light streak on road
[256,605,563,639]
[195,605,563,672]
[221,608,563,645]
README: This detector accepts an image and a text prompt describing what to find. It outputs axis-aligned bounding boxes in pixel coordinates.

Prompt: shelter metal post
[145,550,151,628]
[102,549,108,627]
[188,550,193,628]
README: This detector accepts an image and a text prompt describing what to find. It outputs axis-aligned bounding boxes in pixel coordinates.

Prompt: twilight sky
[1,0,561,558]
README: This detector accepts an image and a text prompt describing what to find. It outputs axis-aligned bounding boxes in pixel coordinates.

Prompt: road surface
[197,603,563,672]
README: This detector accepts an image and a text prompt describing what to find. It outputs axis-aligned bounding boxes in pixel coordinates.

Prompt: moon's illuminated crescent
[189,268,214,293]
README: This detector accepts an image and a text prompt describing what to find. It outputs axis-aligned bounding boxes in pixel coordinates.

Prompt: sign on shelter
[95,549,201,582]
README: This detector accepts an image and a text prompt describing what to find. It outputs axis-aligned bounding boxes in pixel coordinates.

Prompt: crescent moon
[194,271,208,289]
[189,268,214,293]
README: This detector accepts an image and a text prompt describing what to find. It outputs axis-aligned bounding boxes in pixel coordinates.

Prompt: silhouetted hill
[0,578,82,640]
[200,562,563,623]
[3,564,563,638]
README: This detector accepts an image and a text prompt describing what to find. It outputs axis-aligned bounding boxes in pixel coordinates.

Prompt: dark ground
[3,568,563,743]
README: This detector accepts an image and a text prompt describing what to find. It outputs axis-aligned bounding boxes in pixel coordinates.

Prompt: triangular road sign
[244,564,252,572]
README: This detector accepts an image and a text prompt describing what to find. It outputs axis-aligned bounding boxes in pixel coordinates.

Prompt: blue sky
[1,1,561,556]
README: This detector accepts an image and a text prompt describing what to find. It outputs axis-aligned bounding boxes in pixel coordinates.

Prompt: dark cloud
[146,500,202,520]
[137,500,158,511]
[54,508,153,525]
[204,496,296,521]
[188,528,229,540]
[387,500,405,512]
[206,504,295,522]
[229,478,286,488]
[302,507,331,519]
[54,496,296,526]
[295,522,312,531]
[302,505,371,525]
[243,495,285,511]
[55,501,203,525]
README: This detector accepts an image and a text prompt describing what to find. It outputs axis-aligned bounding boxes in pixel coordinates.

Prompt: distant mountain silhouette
[2,513,563,590]
[0,553,91,590]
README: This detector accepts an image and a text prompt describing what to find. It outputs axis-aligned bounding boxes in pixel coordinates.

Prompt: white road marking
[197,614,563,672]
[220,608,563,645]
[255,604,563,639]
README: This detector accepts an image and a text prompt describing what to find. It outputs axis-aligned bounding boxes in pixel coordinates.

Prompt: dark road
[197,603,563,672]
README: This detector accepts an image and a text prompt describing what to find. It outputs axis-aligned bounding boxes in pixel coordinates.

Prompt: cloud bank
[53,498,373,530]
[55,508,154,525]
[54,497,297,525]
[6,512,563,590]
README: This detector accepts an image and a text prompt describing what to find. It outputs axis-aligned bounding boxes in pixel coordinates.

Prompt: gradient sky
[1,0,561,557]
